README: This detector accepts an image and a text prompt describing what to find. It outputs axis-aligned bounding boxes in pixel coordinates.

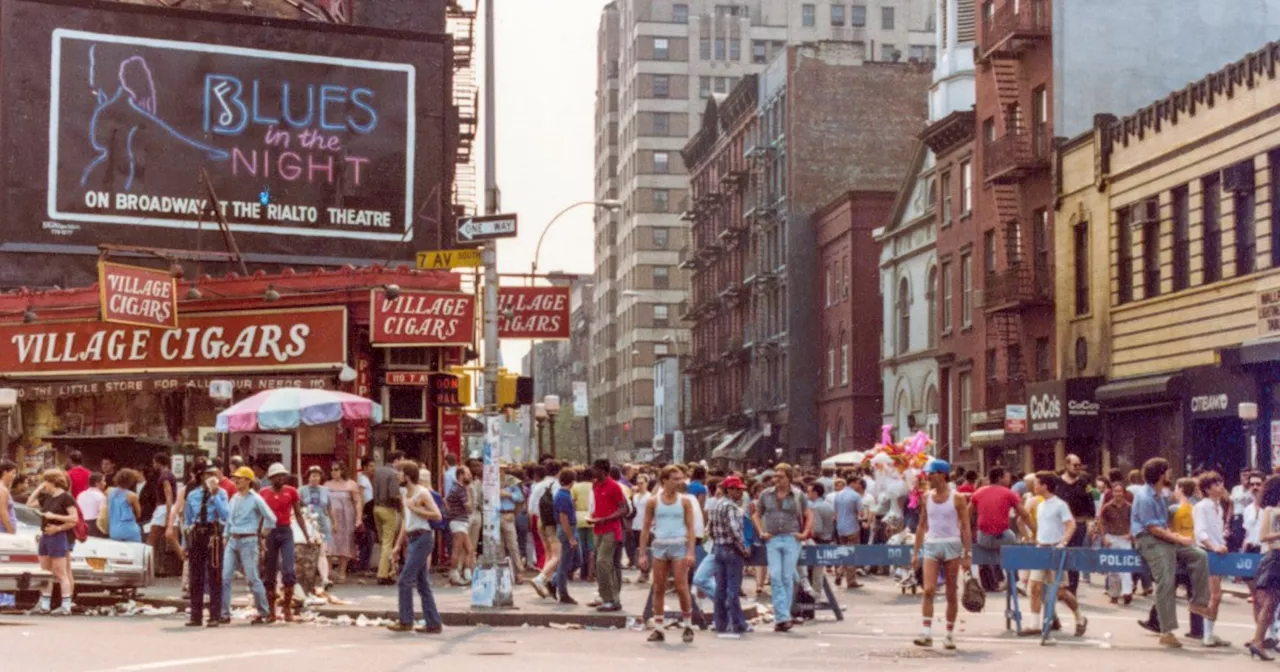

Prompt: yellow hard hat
[232,467,256,480]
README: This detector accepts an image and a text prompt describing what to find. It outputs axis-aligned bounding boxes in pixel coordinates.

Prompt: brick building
[682,42,929,465]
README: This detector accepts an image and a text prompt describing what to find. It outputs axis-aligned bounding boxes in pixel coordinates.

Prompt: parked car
[13,504,153,599]
[0,529,52,608]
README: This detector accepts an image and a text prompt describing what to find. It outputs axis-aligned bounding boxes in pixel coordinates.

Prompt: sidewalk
[126,567,760,628]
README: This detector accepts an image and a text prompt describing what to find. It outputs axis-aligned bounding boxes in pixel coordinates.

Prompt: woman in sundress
[324,462,361,582]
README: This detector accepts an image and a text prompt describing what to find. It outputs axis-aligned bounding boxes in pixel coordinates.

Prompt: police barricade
[999,546,1260,644]
[641,544,1002,627]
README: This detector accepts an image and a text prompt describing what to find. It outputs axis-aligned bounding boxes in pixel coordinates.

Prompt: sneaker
[1041,636,1058,647]
[1158,633,1182,648]
[943,634,956,650]
[1202,635,1230,648]
[53,603,72,617]
[1075,616,1088,638]
[647,629,666,642]
[597,602,622,612]
[531,576,549,599]
[1137,619,1160,635]
[912,635,933,647]
[682,626,695,643]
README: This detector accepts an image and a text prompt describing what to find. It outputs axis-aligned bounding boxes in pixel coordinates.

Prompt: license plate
[0,593,15,608]
[86,557,107,571]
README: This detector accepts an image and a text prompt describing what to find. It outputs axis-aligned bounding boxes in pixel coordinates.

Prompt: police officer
[183,465,229,627]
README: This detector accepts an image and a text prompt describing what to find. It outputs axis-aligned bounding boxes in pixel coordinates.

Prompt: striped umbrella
[215,387,383,433]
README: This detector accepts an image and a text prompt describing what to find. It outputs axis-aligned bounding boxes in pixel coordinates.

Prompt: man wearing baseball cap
[220,466,275,625]
[708,475,751,634]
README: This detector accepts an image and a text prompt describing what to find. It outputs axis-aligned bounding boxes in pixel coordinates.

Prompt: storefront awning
[968,429,1006,446]
[709,430,745,459]
[1096,373,1184,407]
[1237,338,1280,365]
[723,430,765,461]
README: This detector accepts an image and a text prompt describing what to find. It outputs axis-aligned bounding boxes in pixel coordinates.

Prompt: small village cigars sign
[98,261,178,329]
[369,289,475,346]
[498,286,571,340]
[0,306,347,376]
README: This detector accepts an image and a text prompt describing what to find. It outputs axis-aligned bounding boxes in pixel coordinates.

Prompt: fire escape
[742,132,778,415]
[979,0,1050,409]
[448,2,479,217]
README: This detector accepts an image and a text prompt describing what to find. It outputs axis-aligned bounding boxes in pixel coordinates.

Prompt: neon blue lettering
[251,81,279,126]
[348,88,378,134]
[318,85,347,132]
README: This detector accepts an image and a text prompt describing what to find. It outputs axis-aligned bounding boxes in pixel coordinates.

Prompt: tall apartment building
[936,0,1280,474]
[592,0,936,455]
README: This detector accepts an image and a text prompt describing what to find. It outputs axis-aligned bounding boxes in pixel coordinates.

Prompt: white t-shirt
[1036,496,1073,546]
[632,492,651,531]
[1245,503,1263,547]
[1231,484,1252,515]
[77,488,106,522]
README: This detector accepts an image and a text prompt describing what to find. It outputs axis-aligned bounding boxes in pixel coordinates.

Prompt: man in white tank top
[910,460,971,650]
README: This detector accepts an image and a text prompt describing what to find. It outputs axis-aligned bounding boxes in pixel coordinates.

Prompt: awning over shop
[969,429,1005,446]
[723,430,764,461]
[709,430,745,459]
[1096,373,1184,407]
[1238,337,1280,365]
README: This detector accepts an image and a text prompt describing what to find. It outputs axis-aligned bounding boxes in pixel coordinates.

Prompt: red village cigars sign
[498,286,570,340]
[0,307,348,377]
[98,261,178,329]
[369,289,475,346]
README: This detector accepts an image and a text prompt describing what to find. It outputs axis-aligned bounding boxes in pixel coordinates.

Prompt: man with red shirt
[588,459,626,612]
[258,463,310,622]
[971,467,1033,590]
[66,450,91,498]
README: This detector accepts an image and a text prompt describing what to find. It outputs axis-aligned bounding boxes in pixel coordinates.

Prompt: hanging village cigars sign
[369,288,474,346]
[0,306,347,376]
[497,286,570,340]
[98,260,178,329]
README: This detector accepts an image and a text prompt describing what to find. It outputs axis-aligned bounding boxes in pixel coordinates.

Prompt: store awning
[1096,373,1184,406]
[1238,338,1280,365]
[709,430,745,459]
[968,429,1005,446]
[724,430,764,461]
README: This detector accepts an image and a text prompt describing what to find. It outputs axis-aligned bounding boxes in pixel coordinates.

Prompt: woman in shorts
[30,469,79,615]
[637,465,696,644]
[911,460,971,650]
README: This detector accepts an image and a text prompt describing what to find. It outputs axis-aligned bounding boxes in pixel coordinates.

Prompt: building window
[730,39,741,61]
[714,77,728,94]
[802,4,816,27]
[653,265,670,289]
[1232,159,1257,276]
[655,342,669,355]
[842,257,849,298]
[652,112,669,136]
[840,332,850,386]
[851,4,866,26]
[714,37,726,60]
[983,229,996,277]
[959,372,972,447]
[653,75,669,98]
[982,117,995,146]
[1034,209,1050,288]
[941,261,953,333]
[880,44,897,61]
[700,37,711,60]
[673,3,688,24]
[699,76,710,98]
[882,5,895,29]
[1032,86,1048,157]
[654,304,669,326]
[654,227,669,248]
[831,4,845,25]
[926,266,938,348]
[825,265,833,306]
[653,151,670,174]
[909,45,926,62]
[961,253,973,327]
[1035,338,1051,382]
[753,40,767,63]
[1171,185,1189,290]
[961,161,972,214]
[653,37,669,60]
[1116,205,1134,304]
[1203,173,1222,283]
[653,189,670,213]
[941,171,952,225]
[1073,222,1089,316]
[897,277,911,355]
[827,346,835,389]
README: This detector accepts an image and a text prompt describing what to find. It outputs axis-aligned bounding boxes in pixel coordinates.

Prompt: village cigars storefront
[0,266,468,478]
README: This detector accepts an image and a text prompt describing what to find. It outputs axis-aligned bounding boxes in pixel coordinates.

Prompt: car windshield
[14,504,45,527]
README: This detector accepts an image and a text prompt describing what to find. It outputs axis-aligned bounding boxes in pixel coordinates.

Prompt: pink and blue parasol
[215,388,383,433]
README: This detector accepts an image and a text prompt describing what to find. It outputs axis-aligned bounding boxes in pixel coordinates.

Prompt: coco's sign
[0,307,347,376]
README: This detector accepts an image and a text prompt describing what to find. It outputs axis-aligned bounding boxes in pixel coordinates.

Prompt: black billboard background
[1,0,452,286]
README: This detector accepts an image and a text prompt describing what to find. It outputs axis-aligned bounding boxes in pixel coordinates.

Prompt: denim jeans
[692,549,717,600]
[766,535,800,624]
[221,536,269,618]
[187,528,222,624]
[263,526,296,592]
[712,545,747,633]
[555,532,577,600]
[398,530,442,628]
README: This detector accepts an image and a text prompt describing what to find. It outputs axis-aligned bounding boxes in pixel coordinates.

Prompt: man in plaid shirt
[708,475,751,634]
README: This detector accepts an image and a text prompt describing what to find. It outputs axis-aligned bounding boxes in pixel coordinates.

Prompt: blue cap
[924,459,951,475]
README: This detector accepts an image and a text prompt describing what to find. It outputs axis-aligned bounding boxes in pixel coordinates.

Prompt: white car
[13,504,154,599]
[0,531,52,608]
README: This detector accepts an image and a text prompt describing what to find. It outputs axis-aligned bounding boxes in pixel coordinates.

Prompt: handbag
[962,570,986,613]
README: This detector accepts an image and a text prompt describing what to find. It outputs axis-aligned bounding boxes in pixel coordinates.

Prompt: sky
[476,0,612,373]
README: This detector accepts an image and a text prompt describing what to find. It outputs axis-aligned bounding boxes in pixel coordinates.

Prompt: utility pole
[473,0,513,609]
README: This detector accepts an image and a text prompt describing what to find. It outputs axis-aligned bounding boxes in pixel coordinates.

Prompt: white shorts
[449,520,470,535]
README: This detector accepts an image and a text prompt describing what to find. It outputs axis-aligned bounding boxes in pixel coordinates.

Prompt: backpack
[538,485,556,527]
[72,503,89,543]
[429,490,449,533]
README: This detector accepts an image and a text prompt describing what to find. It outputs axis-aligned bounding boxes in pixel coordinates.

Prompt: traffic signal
[428,373,462,408]
[498,370,519,408]
[447,367,473,407]
[516,376,534,406]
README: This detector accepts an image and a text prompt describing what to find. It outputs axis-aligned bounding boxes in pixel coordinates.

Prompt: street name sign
[416,248,483,270]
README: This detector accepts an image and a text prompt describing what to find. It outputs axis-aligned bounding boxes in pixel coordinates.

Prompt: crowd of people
[3,447,1277,658]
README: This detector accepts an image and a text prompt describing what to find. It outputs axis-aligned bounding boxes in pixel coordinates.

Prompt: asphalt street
[0,576,1264,672]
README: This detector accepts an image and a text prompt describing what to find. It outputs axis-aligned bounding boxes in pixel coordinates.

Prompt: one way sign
[456,213,518,243]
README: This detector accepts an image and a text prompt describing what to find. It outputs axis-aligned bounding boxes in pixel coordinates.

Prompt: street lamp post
[544,395,560,459]
[526,199,620,449]
[534,402,548,456]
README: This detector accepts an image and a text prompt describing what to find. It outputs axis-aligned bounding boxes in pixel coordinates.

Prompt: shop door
[1189,417,1245,480]
[391,432,439,484]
